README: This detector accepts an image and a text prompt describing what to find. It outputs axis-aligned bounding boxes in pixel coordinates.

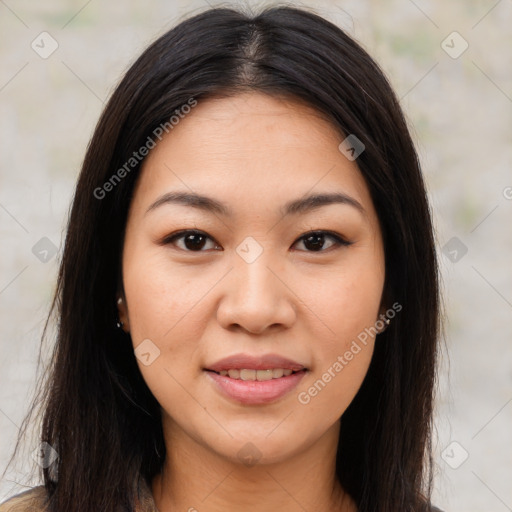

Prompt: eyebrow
[145,190,365,218]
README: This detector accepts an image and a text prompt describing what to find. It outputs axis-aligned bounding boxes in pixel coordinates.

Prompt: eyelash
[161,229,353,253]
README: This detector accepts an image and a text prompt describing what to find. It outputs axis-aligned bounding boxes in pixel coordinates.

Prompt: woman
[1,5,442,511]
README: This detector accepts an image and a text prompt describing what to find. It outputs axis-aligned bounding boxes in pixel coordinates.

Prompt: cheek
[294,252,384,419]
[121,250,208,400]
[122,254,208,411]
[123,244,207,341]
[306,251,384,343]
[295,283,379,426]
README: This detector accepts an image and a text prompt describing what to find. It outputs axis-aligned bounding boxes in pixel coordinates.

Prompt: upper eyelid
[162,229,218,244]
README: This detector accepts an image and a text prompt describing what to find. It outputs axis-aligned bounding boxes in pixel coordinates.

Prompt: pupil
[185,233,206,250]
[304,233,324,251]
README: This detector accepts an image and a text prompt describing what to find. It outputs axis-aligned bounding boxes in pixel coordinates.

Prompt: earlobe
[116,296,130,333]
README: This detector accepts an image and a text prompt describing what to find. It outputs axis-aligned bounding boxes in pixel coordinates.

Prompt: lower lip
[205,370,307,405]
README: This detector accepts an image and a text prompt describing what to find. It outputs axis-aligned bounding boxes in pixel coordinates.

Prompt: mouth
[203,353,309,404]
[204,368,306,381]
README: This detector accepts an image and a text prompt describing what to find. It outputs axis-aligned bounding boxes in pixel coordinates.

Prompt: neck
[151,417,356,512]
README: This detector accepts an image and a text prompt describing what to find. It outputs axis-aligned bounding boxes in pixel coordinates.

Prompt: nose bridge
[232,242,282,305]
[216,240,296,332]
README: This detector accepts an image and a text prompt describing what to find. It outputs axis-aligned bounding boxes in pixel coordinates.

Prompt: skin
[118,92,386,511]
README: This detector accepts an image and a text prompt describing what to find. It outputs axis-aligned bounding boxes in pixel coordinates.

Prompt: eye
[162,229,352,253]
[162,230,220,252]
[292,230,352,252]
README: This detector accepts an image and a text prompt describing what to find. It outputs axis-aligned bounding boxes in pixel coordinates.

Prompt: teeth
[240,369,256,381]
[216,368,300,380]
[256,369,273,381]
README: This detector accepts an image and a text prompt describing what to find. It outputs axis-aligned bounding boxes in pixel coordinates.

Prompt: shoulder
[0,485,49,511]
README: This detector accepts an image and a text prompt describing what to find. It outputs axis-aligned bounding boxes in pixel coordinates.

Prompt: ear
[116,295,131,333]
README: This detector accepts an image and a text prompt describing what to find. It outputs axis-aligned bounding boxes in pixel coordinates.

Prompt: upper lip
[205,353,307,372]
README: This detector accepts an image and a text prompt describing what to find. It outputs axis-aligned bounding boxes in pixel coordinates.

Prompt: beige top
[0,478,159,511]
[0,482,444,511]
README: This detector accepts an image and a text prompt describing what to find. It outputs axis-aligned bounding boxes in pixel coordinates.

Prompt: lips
[203,353,308,404]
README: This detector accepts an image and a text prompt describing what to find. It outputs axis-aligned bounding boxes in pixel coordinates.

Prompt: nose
[216,251,297,335]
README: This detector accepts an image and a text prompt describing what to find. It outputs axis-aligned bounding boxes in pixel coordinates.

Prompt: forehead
[163,92,343,156]
[131,92,377,223]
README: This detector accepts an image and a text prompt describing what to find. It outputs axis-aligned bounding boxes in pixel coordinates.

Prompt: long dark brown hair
[5,5,440,511]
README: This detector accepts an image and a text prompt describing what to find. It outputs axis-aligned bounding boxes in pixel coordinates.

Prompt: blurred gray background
[1,1,511,510]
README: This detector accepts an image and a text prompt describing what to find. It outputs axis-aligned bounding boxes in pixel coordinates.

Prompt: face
[118,92,386,466]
